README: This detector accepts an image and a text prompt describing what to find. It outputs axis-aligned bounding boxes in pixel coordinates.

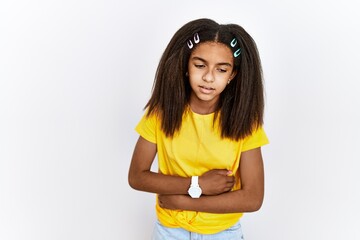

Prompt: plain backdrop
[1,0,359,239]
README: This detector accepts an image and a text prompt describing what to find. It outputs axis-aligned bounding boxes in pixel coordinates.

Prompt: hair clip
[234,49,241,57]
[187,41,194,49]
[230,38,237,47]
[187,33,200,49]
[230,38,241,58]
[194,33,200,43]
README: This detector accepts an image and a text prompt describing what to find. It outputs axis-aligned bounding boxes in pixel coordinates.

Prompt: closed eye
[217,68,227,73]
[194,64,205,68]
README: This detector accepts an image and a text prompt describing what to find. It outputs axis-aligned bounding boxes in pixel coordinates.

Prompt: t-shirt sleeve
[135,112,158,144]
[241,126,269,152]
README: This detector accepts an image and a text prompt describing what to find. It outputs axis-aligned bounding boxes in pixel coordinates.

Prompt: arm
[128,136,234,195]
[158,147,265,213]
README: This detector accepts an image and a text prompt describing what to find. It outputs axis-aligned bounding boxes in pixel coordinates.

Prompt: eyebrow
[191,56,233,67]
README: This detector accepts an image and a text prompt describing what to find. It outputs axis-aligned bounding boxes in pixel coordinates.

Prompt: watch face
[188,186,202,198]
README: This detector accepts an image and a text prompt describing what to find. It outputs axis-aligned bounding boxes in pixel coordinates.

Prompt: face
[188,41,236,114]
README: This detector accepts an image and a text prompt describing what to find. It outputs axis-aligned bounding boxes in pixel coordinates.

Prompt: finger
[223,186,232,192]
[226,182,235,188]
[226,176,235,183]
[215,169,233,176]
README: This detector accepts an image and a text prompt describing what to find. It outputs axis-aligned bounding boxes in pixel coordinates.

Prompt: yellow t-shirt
[135,109,269,234]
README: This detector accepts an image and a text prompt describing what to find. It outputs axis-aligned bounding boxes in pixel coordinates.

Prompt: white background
[1,0,359,239]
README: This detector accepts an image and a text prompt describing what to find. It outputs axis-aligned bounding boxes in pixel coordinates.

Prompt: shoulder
[241,126,269,152]
[135,110,161,143]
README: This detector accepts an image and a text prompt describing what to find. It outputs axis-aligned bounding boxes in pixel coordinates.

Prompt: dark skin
[128,136,235,196]
[128,42,265,214]
[128,136,264,213]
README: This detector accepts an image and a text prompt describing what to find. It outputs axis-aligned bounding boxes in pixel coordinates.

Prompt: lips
[199,85,215,94]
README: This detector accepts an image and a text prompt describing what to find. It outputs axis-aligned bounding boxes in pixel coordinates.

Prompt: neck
[189,95,219,115]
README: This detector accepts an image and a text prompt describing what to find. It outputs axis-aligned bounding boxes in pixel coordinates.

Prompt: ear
[229,70,237,81]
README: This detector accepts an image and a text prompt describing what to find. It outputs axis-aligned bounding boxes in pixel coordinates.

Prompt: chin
[197,95,215,102]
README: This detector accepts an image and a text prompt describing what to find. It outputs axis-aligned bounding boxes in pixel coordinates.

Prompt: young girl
[128,18,269,240]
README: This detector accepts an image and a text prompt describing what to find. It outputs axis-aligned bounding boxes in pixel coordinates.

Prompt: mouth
[199,85,215,94]
[200,85,215,90]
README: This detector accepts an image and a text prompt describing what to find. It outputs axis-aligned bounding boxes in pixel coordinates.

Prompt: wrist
[188,176,202,198]
[198,176,202,189]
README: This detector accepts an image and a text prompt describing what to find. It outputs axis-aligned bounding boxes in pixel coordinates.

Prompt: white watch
[188,176,202,198]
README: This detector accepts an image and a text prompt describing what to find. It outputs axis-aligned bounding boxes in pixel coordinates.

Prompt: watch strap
[191,176,199,187]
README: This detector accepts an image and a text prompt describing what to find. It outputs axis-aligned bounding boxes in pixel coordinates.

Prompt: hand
[199,169,235,195]
[158,194,189,210]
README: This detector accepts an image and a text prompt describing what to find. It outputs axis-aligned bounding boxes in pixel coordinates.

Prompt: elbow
[240,190,264,212]
[128,177,135,189]
[128,169,152,191]
[249,198,263,212]
[128,172,141,190]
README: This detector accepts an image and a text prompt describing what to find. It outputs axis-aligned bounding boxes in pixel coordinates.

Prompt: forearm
[159,188,263,213]
[129,170,191,195]
[194,190,263,213]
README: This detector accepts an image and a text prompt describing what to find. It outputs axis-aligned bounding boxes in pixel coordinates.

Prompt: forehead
[190,42,234,62]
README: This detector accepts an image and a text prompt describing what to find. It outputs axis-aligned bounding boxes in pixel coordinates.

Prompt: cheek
[188,77,198,89]
[215,73,231,84]
[188,71,202,84]
[215,75,232,91]
[217,82,228,93]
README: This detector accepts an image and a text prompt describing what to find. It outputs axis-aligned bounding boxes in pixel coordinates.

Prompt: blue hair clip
[234,49,241,58]
[230,38,237,47]
[230,38,241,58]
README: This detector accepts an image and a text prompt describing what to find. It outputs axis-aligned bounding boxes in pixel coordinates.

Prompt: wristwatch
[188,176,202,198]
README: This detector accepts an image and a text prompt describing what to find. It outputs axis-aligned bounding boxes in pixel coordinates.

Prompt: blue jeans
[152,220,244,240]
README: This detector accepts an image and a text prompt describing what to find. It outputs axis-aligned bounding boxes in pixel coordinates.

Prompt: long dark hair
[145,18,264,141]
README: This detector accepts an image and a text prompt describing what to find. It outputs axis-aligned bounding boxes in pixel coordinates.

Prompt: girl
[128,18,269,240]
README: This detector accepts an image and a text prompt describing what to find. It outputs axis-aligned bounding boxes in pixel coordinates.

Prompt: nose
[202,69,215,83]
